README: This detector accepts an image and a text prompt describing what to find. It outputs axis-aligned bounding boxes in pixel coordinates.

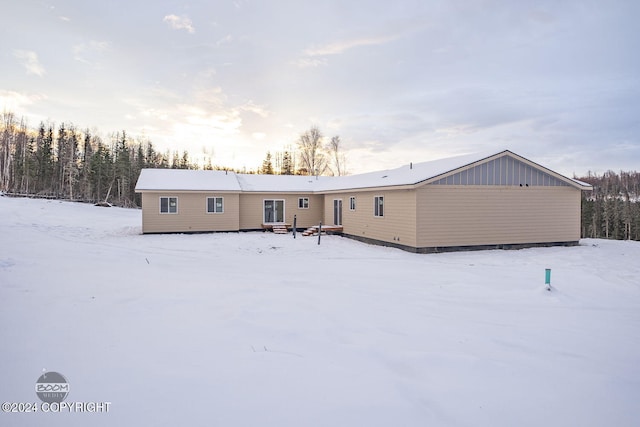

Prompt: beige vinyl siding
[326,190,417,247]
[239,193,324,229]
[416,185,581,248]
[141,191,239,233]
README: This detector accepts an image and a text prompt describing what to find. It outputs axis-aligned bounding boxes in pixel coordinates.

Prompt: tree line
[577,170,640,241]
[0,111,201,207]
[0,112,346,207]
[258,126,347,176]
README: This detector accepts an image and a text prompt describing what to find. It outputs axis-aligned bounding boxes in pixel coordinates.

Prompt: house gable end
[425,152,583,188]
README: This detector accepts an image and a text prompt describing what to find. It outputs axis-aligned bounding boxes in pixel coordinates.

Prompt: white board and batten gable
[424,151,592,189]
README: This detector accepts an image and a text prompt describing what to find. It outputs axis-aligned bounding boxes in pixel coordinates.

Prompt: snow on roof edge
[135,168,242,192]
[135,150,592,192]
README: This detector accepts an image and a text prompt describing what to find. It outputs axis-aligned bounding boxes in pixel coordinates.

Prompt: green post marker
[545,268,551,291]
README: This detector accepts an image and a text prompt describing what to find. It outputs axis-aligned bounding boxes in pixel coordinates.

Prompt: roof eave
[134,188,241,193]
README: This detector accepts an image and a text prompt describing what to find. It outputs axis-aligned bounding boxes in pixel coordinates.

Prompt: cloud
[140,108,169,121]
[291,57,328,68]
[125,90,244,145]
[0,90,46,111]
[72,40,110,64]
[294,32,401,68]
[163,14,195,34]
[13,50,45,77]
[122,84,277,170]
[240,101,269,118]
[303,34,400,57]
[179,105,242,133]
[216,34,233,46]
[199,68,217,79]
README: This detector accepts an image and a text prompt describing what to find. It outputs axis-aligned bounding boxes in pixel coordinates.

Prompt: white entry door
[333,199,343,226]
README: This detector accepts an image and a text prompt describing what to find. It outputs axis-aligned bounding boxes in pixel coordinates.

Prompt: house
[134,150,593,253]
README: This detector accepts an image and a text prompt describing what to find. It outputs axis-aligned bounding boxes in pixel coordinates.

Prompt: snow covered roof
[317,150,592,191]
[235,173,333,192]
[135,150,592,193]
[317,151,489,191]
[135,169,242,192]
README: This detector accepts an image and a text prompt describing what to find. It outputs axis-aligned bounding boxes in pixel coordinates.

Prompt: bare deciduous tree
[297,126,327,176]
[0,111,16,191]
[328,135,347,176]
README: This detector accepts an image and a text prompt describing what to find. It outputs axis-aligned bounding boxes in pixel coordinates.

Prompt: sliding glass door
[264,199,284,223]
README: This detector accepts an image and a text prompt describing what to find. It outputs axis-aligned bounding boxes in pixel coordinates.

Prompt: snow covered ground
[1,196,639,427]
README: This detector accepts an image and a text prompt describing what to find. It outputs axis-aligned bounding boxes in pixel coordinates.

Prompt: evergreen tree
[261,151,274,174]
[578,170,640,241]
[113,131,132,205]
[55,123,67,195]
[13,131,36,194]
[179,150,190,169]
[78,130,95,200]
[170,150,181,169]
[35,123,55,194]
[144,141,163,168]
[281,150,294,175]
[89,139,112,202]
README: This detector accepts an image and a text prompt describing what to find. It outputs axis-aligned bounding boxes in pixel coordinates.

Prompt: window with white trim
[349,196,356,211]
[374,196,384,217]
[160,197,178,214]
[207,197,224,213]
[298,197,309,209]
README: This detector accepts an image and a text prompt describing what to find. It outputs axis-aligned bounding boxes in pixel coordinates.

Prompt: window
[160,197,178,214]
[374,196,384,217]
[298,197,309,209]
[207,197,224,213]
[349,196,356,211]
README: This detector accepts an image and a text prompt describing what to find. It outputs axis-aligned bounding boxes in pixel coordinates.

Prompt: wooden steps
[272,224,289,234]
[262,223,290,234]
[302,227,318,236]
[301,225,343,236]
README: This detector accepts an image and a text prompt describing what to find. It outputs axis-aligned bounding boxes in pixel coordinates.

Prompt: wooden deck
[262,223,344,236]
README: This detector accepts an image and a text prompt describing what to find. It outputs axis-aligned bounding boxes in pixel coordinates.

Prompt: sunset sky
[1,0,638,175]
